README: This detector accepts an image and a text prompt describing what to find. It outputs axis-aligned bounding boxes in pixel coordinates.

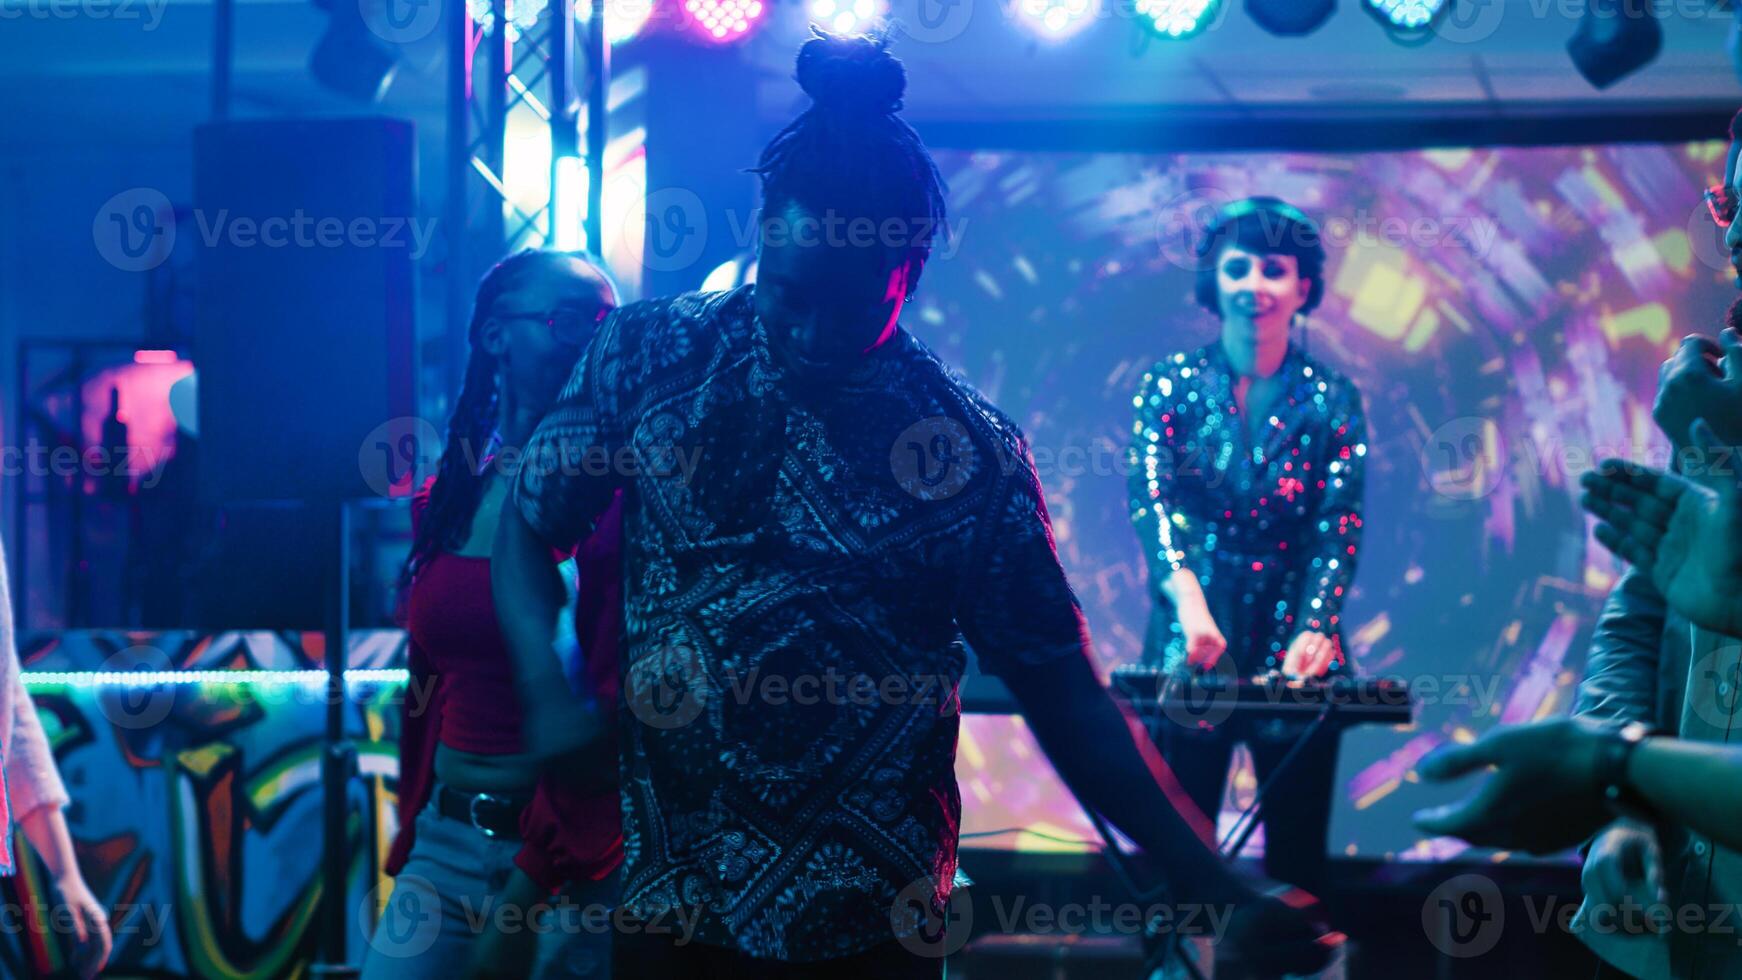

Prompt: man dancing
[1129,197,1368,895]
[493,31,1333,980]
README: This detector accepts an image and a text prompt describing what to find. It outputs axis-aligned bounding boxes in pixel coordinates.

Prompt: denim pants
[360,805,618,979]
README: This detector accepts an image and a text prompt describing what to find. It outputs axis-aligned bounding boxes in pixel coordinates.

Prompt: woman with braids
[362,249,625,980]
[493,29,1338,979]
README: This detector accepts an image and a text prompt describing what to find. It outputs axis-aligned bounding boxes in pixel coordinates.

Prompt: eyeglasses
[496,305,611,346]
[1705,184,1738,230]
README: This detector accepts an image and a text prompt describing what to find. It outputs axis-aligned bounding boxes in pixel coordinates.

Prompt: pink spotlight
[134,349,180,365]
[684,0,764,41]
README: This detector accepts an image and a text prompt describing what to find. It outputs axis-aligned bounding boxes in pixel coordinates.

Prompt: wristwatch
[1594,720,1659,817]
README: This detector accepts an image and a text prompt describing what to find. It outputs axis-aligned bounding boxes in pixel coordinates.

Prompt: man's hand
[1653,331,1742,451]
[996,650,1340,976]
[1282,630,1338,679]
[1411,717,1614,854]
[1582,821,1669,936]
[1581,418,1742,639]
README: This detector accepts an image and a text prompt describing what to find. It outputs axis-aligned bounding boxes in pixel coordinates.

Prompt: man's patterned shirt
[513,285,1089,960]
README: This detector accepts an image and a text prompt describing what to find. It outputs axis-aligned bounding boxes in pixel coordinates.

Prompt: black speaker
[1567,0,1664,91]
[190,118,419,628]
[194,117,419,506]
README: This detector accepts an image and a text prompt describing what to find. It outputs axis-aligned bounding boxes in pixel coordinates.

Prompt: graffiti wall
[3,630,410,979]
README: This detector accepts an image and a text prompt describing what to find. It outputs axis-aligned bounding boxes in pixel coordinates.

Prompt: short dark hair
[1193,197,1328,317]
[750,28,948,267]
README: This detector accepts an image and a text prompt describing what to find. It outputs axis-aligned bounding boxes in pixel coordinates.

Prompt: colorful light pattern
[809,0,887,34]
[685,0,765,41]
[928,139,1733,858]
[1012,0,1097,39]
[576,0,654,44]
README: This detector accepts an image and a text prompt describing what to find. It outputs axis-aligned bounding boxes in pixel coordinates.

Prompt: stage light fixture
[810,0,889,36]
[1363,0,1450,32]
[1246,0,1334,36]
[578,0,654,44]
[1013,0,1097,40]
[309,0,398,102]
[1566,0,1663,90]
[1135,0,1220,39]
[685,0,766,41]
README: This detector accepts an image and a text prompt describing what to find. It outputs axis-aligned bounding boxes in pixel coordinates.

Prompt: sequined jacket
[1127,342,1368,675]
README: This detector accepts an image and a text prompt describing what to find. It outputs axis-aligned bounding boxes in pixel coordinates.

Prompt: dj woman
[1126,196,1367,894]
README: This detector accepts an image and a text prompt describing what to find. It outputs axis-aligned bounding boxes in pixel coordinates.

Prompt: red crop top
[386,479,624,890]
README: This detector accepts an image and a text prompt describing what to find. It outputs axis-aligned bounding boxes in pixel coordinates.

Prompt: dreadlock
[399,248,595,590]
[751,27,948,268]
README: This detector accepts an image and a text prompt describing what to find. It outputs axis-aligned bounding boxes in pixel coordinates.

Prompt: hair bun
[794,27,906,117]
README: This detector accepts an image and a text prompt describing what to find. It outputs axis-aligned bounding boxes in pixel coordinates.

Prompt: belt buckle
[469,792,507,838]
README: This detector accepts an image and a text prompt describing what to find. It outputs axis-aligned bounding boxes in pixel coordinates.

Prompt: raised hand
[1580,418,1742,638]
[1652,330,1742,451]
[1411,717,1614,854]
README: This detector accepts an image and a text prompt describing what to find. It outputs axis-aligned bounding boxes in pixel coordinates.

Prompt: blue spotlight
[1364,0,1450,31]
[1135,0,1221,39]
[1246,0,1334,36]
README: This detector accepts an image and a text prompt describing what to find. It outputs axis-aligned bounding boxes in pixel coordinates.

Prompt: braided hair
[400,248,599,588]
[751,28,948,271]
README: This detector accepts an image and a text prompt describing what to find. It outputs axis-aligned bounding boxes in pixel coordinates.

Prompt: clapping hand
[1580,418,1742,638]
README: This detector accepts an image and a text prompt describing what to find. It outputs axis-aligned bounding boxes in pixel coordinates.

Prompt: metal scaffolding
[443,0,607,397]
